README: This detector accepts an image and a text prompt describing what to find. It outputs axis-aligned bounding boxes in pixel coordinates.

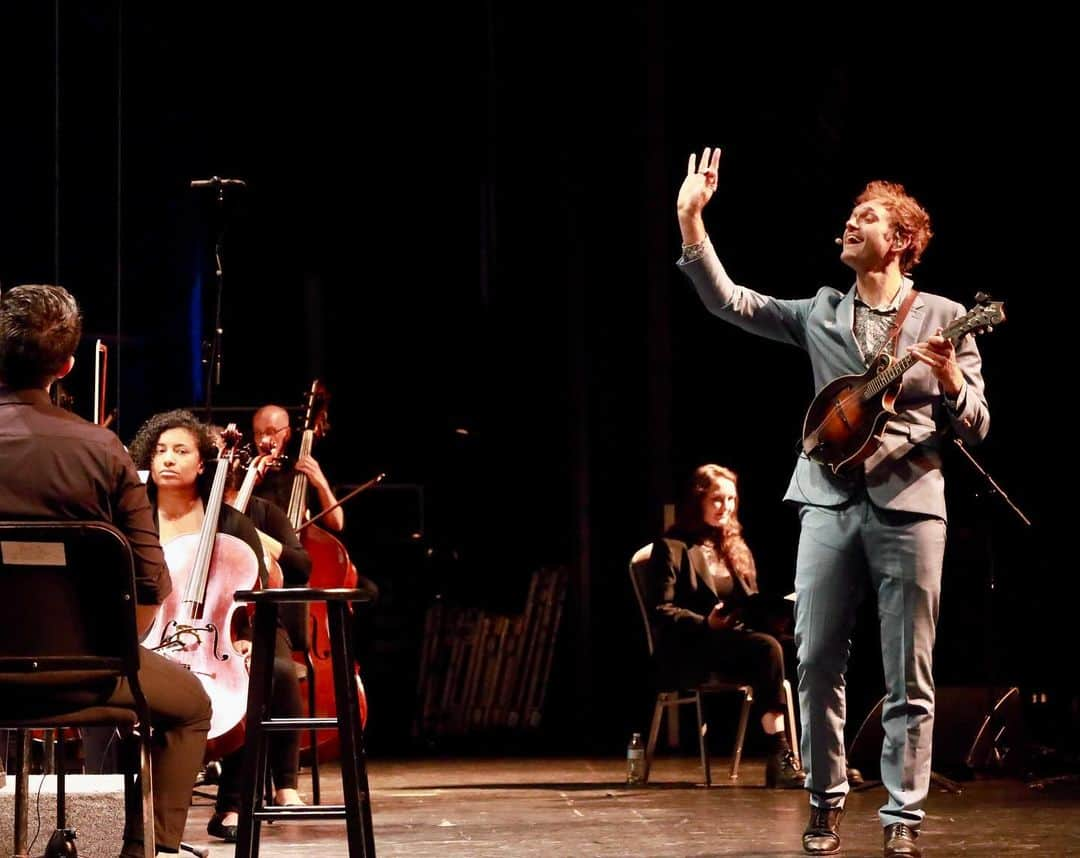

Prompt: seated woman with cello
[129,409,306,843]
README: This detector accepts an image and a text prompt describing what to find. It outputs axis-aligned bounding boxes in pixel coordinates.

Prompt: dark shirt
[243,495,312,586]
[254,465,327,529]
[0,386,170,605]
[241,494,313,648]
[254,466,296,518]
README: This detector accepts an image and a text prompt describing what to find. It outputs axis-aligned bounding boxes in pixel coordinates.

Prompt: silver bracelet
[678,239,707,265]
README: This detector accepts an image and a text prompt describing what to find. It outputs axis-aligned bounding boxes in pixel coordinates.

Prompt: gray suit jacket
[680,239,990,520]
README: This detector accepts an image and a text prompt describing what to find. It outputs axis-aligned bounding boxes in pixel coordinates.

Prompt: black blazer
[647,536,758,686]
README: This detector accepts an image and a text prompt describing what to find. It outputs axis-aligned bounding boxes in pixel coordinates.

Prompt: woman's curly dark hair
[128,409,218,500]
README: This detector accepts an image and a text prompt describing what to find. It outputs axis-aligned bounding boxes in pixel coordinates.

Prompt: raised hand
[677,146,722,219]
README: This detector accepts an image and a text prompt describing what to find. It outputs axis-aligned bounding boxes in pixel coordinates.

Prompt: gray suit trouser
[794,498,945,827]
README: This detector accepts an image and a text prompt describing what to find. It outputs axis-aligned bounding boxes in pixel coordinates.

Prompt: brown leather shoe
[883,822,921,857]
[803,806,843,854]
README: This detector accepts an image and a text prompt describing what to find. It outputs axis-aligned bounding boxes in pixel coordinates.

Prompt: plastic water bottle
[626,732,645,785]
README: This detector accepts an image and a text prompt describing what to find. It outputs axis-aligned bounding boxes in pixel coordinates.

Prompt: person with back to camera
[0,285,212,858]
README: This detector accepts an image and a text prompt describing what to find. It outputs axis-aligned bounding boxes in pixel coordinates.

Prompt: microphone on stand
[834,237,843,245]
[190,176,248,188]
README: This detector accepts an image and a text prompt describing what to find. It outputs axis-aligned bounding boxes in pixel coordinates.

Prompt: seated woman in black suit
[649,463,804,788]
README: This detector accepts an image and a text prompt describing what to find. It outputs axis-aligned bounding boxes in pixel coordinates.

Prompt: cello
[286,381,368,755]
[143,425,262,759]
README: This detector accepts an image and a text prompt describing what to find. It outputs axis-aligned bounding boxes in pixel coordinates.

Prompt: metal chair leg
[139,728,156,858]
[643,694,668,785]
[782,679,800,769]
[730,687,753,780]
[665,693,681,748]
[694,691,711,787]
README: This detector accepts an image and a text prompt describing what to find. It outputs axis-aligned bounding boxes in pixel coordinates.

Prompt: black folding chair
[0,521,155,858]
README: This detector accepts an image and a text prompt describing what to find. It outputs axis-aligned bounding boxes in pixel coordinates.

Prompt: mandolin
[801,296,1005,475]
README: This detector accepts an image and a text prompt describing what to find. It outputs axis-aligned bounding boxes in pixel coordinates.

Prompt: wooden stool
[233,588,376,858]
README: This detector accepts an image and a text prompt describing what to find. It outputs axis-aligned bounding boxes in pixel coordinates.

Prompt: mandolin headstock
[943,295,1006,342]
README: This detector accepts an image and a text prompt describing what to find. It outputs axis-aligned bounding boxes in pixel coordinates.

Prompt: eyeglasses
[257,425,290,439]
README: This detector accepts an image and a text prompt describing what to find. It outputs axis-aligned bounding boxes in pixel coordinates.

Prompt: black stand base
[41,827,77,857]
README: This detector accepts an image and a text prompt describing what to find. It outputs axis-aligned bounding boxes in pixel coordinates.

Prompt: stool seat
[237,587,374,604]
[232,587,376,858]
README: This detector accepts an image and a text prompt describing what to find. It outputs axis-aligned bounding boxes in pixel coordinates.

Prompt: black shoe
[765,749,806,789]
[118,839,144,858]
[207,813,238,843]
[883,822,921,857]
[803,806,843,855]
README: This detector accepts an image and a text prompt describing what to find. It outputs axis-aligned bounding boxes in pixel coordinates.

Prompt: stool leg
[56,732,65,828]
[328,602,376,858]
[14,729,30,857]
[306,648,321,806]
[235,600,279,858]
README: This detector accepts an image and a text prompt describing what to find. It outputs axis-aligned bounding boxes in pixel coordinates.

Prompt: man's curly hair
[855,180,933,273]
[128,409,218,500]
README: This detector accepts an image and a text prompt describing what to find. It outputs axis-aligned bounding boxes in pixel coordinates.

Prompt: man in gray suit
[676,148,990,858]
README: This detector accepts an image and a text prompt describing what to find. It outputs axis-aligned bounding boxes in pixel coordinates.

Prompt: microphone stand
[191,177,246,421]
[951,438,1031,527]
[951,438,1030,692]
[950,437,1036,784]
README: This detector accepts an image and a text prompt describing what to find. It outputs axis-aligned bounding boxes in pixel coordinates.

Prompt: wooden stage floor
[182,755,1080,857]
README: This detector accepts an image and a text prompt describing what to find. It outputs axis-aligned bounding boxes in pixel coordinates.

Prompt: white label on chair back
[1,540,67,566]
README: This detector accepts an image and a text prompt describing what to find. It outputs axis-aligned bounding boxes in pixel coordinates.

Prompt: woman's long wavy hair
[668,464,756,589]
[128,409,218,503]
